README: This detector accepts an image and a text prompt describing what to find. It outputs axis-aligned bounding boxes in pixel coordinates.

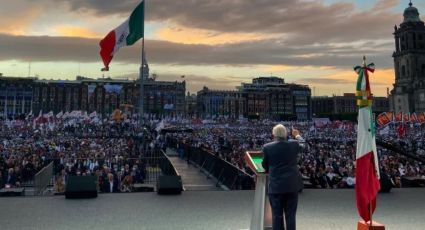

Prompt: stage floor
[0,189,424,230]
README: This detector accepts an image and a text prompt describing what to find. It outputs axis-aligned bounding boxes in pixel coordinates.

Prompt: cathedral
[390,1,425,113]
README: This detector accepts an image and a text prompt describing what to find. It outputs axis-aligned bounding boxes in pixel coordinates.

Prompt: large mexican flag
[100,1,144,70]
[354,61,381,222]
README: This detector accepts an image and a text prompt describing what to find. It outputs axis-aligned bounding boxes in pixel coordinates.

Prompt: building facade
[240,77,311,120]
[1,75,185,117]
[0,76,34,117]
[390,2,425,113]
[312,93,389,117]
[197,76,311,120]
[185,93,197,118]
[197,87,245,119]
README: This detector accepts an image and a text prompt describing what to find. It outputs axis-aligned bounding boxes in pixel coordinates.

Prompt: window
[402,65,406,77]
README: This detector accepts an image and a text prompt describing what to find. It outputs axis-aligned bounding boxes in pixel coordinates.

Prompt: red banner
[395,112,403,122]
[418,112,425,124]
[410,113,418,123]
[385,112,394,122]
[403,113,410,123]
[376,112,391,127]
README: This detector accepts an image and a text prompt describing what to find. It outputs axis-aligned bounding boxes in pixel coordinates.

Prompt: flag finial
[362,55,367,67]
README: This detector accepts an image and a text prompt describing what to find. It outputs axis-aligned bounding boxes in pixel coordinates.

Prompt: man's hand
[292,128,301,138]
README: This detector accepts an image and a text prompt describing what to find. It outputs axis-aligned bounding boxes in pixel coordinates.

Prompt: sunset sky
[1,0,424,96]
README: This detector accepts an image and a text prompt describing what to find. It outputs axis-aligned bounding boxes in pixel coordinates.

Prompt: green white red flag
[99,1,144,71]
[354,59,380,222]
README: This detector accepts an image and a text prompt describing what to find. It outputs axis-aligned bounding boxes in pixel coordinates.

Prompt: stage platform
[0,189,424,230]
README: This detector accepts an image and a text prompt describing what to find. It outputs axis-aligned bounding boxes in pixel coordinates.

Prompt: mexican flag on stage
[99,0,144,70]
[354,60,380,222]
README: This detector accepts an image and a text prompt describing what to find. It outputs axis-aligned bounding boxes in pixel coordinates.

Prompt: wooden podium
[245,151,272,230]
[357,220,385,230]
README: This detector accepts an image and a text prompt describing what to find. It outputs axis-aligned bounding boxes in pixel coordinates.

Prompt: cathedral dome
[403,2,422,23]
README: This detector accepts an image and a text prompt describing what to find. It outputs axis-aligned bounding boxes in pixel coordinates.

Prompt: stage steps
[167,149,222,191]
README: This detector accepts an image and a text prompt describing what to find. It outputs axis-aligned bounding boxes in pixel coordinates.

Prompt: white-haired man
[262,124,304,230]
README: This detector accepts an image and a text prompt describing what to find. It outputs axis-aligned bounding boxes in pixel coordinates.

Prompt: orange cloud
[155,25,275,45]
[264,65,337,73]
[55,26,100,38]
[0,8,42,35]
[263,65,297,72]
[304,68,394,96]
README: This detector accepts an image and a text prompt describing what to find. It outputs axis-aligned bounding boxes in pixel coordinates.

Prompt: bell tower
[391,1,425,113]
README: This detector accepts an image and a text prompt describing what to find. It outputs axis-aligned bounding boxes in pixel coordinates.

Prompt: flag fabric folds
[99,1,144,70]
[354,60,380,222]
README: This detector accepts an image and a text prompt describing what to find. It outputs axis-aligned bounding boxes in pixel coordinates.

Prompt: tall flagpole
[139,0,145,124]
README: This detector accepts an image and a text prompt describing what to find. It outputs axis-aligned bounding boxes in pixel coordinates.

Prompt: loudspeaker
[157,175,183,195]
[65,175,98,199]
[379,173,392,193]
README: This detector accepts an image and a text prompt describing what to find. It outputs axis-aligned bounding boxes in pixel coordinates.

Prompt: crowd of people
[1,114,424,191]
[0,115,166,193]
[166,119,425,188]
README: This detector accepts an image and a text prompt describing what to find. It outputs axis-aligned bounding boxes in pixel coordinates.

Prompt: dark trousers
[269,192,298,230]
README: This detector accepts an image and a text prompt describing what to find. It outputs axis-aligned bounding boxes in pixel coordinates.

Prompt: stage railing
[166,138,254,190]
[160,150,179,176]
[189,146,254,190]
[34,161,54,196]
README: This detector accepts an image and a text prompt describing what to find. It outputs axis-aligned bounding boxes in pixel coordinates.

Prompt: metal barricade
[141,149,178,185]
[34,162,54,196]
[189,146,255,190]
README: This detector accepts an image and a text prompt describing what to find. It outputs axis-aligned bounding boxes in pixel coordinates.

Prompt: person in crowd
[104,173,118,193]
[0,171,4,189]
[1,114,424,193]
[54,170,66,194]
[5,168,19,188]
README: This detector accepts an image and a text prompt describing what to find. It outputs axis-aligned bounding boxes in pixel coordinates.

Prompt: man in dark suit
[262,124,304,230]
[103,173,119,193]
[5,168,18,187]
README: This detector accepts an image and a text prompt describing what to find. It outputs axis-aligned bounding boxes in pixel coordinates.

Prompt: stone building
[312,93,389,117]
[0,76,34,118]
[185,92,197,118]
[1,75,185,117]
[240,77,311,120]
[390,2,425,113]
[196,87,245,119]
[197,76,311,120]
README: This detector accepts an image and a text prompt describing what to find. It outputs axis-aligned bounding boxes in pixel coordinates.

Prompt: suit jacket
[6,174,17,186]
[103,179,119,193]
[262,138,303,194]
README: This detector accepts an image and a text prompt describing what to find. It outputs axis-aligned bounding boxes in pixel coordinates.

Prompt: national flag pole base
[357,220,385,230]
